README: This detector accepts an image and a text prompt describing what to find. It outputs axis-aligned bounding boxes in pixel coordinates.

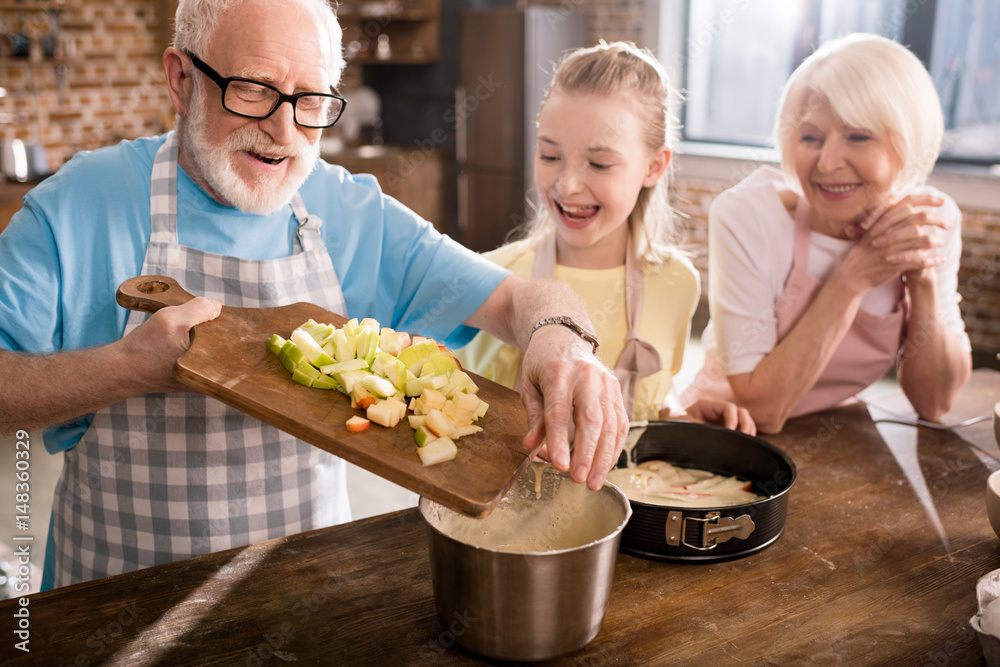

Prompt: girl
[458,41,753,433]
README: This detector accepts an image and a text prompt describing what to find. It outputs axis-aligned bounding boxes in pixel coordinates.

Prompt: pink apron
[777,198,907,416]
[525,230,661,420]
[689,197,906,417]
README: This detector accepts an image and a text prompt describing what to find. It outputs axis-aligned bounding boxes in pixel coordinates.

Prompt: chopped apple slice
[342,318,360,336]
[312,374,340,390]
[380,328,411,356]
[419,352,460,378]
[320,358,369,375]
[291,368,315,387]
[418,436,457,466]
[300,319,334,344]
[355,328,379,366]
[352,382,377,409]
[413,388,447,415]
[423,408,458,439]
[291,328,336,367]
[328,328,356,363]
[397,339,440,375]
[362,374,396,399]
[346,416,370,432]
[443,400,475,427]
[455,424,483,438]
[278,340,304,373]
[414,424,438,447]
[266,334,287,356]
[333,369,369,394]
[367,399,404,428]
[452,392,481,415]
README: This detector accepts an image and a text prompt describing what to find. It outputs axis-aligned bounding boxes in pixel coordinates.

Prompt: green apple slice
[291,328,335,367]
[320,358,369,375]
[278,340,305,373]
[266,334,287,357]
[333,369,370,394]
[414,424,438,448]
[312,374,340,390]
[361,374,396,399]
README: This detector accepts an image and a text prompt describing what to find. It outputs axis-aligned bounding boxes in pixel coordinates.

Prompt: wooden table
[4,369,1000,666]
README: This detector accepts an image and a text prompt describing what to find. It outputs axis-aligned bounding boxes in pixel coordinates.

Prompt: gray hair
[172,0,345,86]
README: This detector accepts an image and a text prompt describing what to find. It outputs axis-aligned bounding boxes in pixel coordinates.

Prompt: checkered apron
[50,133,350,587]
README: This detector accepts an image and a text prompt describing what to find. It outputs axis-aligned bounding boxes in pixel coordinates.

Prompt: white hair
[172,0,345,86]
[774,33,944,193]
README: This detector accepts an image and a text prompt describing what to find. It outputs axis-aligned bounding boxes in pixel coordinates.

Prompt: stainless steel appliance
[456,8,586,252]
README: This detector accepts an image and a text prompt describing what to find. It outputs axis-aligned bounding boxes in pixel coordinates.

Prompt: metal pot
[616,421,796,563]
[420,463,632,662]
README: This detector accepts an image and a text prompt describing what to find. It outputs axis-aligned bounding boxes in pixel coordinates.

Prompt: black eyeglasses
[186,52,347,129]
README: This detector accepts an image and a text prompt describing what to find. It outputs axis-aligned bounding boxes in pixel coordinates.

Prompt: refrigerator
[456,8,587,252]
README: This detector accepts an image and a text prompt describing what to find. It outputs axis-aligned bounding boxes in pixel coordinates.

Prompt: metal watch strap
[530,316,599,354]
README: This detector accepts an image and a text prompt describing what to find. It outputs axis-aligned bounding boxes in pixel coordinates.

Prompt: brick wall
[0,1,173,173]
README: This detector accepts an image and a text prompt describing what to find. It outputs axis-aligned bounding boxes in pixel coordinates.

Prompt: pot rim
[419,474,633,556]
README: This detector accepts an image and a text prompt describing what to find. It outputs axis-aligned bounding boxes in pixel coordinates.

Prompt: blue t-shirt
[0,133,509,453]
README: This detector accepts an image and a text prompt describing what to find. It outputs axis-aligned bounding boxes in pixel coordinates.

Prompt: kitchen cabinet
[338,0,440,65]
[325,145,453,233]
[456,8,586,252]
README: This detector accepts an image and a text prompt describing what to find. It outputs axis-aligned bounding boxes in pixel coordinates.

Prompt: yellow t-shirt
[456,239,700,421]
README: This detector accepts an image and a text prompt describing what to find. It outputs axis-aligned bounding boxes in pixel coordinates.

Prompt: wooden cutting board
[116,275,532,518]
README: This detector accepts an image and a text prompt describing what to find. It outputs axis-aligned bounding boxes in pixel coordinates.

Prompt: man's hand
[0,297,222,437]
[466,276,628,491]
[518,324,628,490]
[117,297,223,393]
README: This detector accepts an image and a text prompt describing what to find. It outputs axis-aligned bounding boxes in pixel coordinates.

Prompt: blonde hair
[173,0,345,86]
[775,33,944,193]
[515,41,680,264]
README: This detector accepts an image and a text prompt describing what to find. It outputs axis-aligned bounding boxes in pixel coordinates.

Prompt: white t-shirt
[705,166,969,377]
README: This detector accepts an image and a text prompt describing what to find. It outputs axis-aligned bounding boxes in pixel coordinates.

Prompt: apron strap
[612,233,661,419]
[149,133,180,245]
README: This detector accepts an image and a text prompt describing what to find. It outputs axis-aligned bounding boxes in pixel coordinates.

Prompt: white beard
[182,86,321,215]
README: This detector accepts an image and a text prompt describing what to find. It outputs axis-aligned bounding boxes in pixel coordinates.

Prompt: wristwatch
[530,316,600,354]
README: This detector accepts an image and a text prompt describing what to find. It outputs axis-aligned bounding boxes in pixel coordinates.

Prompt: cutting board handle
[117,275,196,313]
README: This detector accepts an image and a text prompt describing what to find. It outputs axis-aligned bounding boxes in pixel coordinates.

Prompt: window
[660,0,1000,165]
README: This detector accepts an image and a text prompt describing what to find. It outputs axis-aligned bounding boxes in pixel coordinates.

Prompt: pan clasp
[665,511,756,550]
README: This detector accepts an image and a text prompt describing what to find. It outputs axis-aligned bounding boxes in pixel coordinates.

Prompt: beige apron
[49,133,350,587]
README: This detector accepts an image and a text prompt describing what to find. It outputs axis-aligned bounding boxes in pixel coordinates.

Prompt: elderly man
[0,0,626,589]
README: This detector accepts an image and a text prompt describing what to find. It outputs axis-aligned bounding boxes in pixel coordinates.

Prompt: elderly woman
[684,33,972,433]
